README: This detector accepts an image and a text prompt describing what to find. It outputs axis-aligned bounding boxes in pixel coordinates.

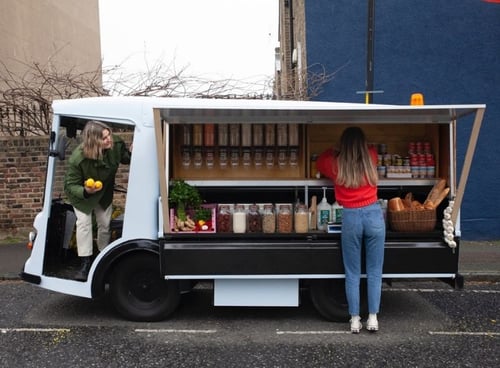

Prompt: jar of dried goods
[277,204,293,233]
[217,205,232,233]
[233,204,247,233]
[262,204,276,233]
[294,203,309,233]
[247,204,262,233]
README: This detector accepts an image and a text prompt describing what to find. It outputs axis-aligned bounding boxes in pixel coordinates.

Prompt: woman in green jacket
[64,120,131,281]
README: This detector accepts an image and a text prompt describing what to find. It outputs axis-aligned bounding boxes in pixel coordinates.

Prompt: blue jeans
[341,202,386,315]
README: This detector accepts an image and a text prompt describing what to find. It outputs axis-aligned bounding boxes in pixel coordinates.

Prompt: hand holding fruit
[84,178,103,194]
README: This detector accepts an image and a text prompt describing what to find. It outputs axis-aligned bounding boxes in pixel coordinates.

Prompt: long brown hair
[81,120,112,160]
[336,127,378,188]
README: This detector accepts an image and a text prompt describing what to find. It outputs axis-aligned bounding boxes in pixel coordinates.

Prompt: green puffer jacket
[64,135,131,214]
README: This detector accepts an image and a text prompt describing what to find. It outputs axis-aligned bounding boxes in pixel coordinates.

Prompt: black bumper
[160,232,459,277]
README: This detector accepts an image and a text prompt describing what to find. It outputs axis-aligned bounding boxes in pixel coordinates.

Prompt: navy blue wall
[305,0,500,240]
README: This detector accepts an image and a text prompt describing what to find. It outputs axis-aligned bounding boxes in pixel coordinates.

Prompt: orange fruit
[94,180,103,190]
[85,178,95,188]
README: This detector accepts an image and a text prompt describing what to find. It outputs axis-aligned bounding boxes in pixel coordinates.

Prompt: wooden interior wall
[170,123,447,181]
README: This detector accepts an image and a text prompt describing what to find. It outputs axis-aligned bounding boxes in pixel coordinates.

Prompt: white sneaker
[367,313,379,332]
[350,315,362,334]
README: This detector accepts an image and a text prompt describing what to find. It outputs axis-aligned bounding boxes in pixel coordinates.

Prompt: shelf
[184,178,438,187]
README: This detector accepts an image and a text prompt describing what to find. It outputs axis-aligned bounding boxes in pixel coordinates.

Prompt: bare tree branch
[1,52,336,136]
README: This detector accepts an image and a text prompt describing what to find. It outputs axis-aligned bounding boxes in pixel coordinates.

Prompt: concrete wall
[0,0,101,77]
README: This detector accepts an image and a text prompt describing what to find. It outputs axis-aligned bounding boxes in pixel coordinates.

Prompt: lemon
[94,180,103,190]
[85,178,95,188]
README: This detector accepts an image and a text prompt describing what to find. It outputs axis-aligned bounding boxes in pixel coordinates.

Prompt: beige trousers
[73,205,113,257]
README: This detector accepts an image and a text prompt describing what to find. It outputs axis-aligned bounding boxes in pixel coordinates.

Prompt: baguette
[309,195,317,230]
[426,179,447,203]
[430,187,450,209]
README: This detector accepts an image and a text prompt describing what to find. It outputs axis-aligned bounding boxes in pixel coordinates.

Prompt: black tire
[310,279,368,322]
[110,253,181,321]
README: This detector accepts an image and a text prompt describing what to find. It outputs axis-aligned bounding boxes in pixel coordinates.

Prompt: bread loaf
[426,179,447,203]
[424,179,450,209]
[388,197,405,211]
[431,187,450,209]
[403,193,413,209]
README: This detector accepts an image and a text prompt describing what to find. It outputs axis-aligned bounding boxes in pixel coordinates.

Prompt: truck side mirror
[49,133,69,161]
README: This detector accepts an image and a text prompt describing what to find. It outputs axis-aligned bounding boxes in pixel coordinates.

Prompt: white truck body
[22,96,485,321]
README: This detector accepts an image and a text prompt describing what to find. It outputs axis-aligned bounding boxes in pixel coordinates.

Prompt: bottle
[233,204,247,233]
[317,187,331,231]
[332,201,343,224]
[294,203,309,233]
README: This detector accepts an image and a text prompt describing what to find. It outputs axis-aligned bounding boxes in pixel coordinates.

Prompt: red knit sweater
[316,147,378,208]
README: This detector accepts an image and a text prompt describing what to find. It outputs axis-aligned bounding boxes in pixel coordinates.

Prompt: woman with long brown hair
[316,126,385,333]
[64,121,131,281]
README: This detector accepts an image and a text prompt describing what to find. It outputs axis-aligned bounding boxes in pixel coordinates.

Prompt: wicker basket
[388,209,436,232]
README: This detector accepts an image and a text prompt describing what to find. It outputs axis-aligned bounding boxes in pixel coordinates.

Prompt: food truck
[21,96,485,322]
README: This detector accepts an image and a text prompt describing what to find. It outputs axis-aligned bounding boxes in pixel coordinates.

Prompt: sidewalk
[1,240,499,282]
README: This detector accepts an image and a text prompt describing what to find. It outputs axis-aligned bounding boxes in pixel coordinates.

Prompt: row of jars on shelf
[184,123,300,147]
[217,203,310,234]
[182,146,299,169]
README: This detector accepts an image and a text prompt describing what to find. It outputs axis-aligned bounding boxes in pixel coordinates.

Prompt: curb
[461,272,500,283]
[0,273,23,281]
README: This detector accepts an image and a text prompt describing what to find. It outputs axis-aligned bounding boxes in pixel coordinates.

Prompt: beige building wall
[0,0,102,81]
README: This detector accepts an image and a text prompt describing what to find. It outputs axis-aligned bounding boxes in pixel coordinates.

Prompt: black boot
[74,256,92,281]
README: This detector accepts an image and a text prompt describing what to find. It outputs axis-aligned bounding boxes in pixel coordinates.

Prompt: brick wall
[0,134,131,238]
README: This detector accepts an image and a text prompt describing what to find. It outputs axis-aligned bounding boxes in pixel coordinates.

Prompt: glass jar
[265,124,275,168]
[277,204,293,233]
[247,204,262,233]
[241,124,252,147]
[204,124,215,147]
[294,203,309,233]
[232,204,247,233]
[192,124,203,146]
[262,204,276,233]
[217,205,232,233]
[288,124,299,146]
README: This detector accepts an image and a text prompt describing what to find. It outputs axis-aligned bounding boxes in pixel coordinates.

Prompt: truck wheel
[110,253,181,321]
[309,279,368,322]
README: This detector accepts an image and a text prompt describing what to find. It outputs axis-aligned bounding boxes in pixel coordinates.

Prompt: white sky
[98,0,279,93]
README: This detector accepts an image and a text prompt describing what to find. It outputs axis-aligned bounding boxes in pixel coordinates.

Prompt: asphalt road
[0,280,498,367]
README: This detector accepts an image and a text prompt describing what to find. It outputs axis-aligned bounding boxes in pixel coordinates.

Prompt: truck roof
[52,96,485,125]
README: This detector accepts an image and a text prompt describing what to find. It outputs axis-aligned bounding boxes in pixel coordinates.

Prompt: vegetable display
[169,179,213,232]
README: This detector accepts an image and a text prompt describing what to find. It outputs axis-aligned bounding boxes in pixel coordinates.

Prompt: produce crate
[388,209,436,232]
[170,204,216,233]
